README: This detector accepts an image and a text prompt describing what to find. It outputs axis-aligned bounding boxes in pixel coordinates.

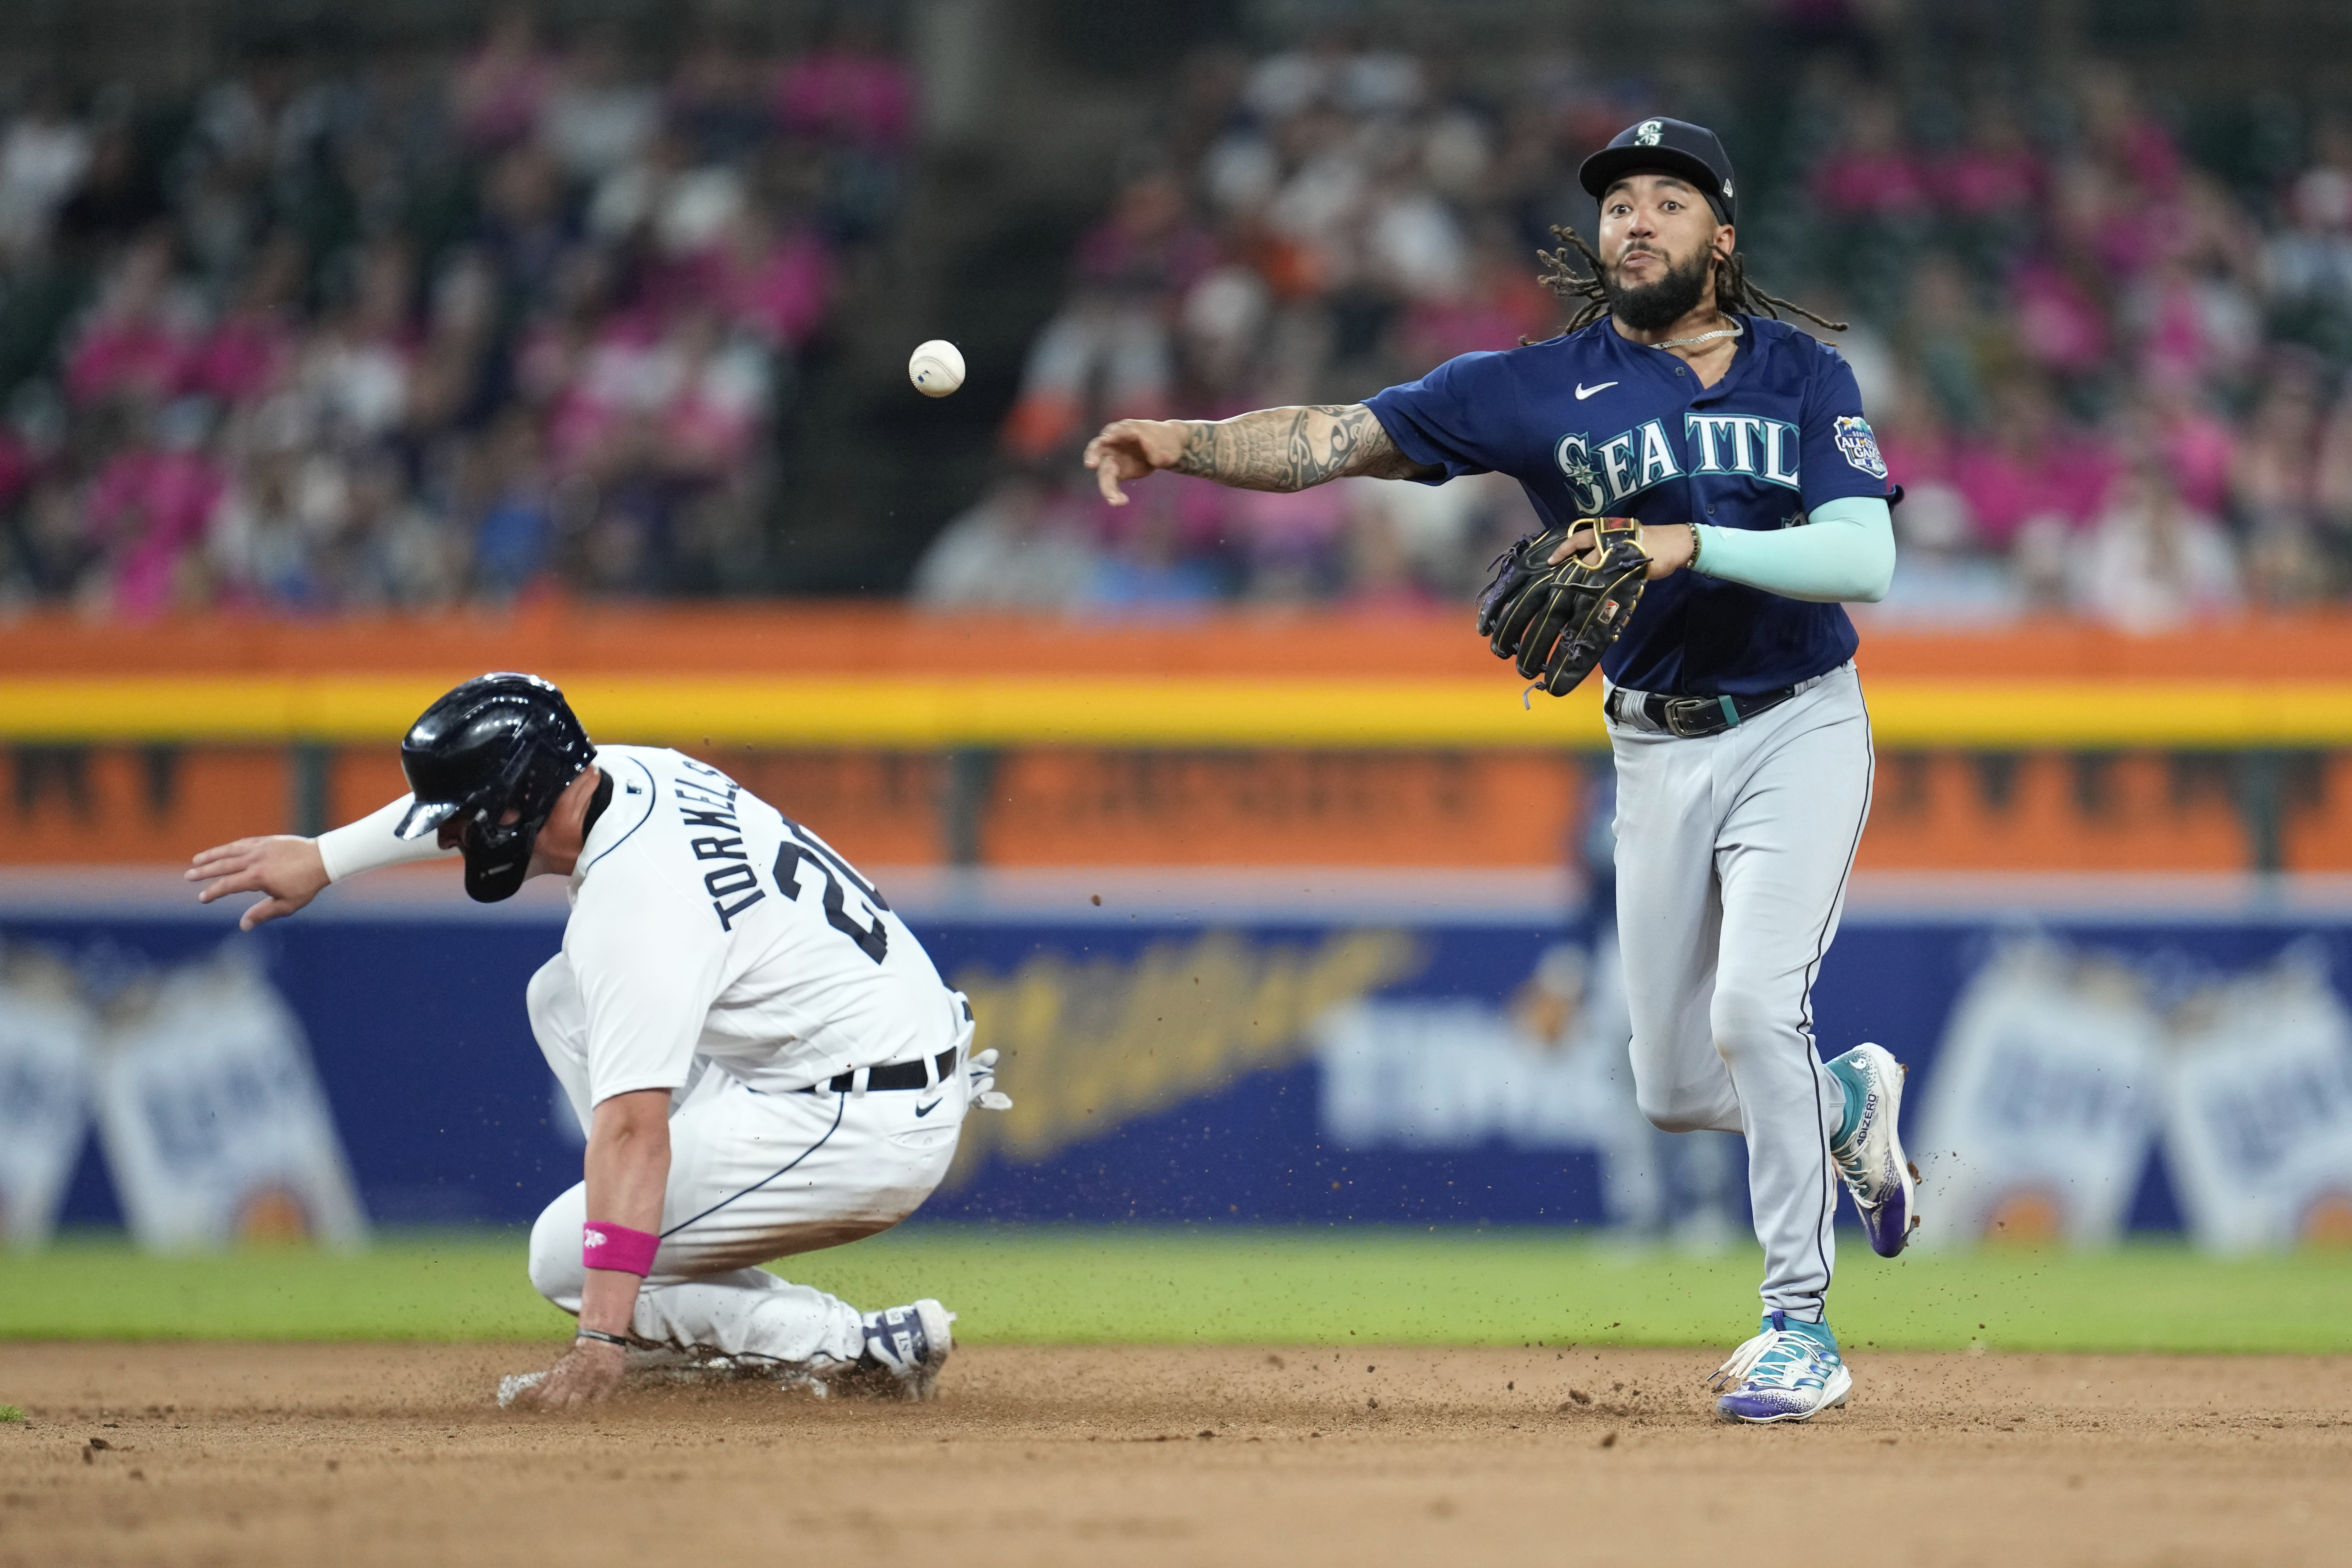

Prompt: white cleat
[853,1299,956,1401]
[1828,1042,1919,1258]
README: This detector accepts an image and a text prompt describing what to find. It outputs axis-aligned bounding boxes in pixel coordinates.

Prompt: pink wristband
[583,1222,659,1277]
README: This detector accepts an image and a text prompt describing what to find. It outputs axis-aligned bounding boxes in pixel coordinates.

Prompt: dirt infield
[3,1343,2347,1568]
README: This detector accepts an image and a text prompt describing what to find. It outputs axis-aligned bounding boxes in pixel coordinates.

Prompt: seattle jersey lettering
[1555,414,1800,512]
[1362,315,1888,692]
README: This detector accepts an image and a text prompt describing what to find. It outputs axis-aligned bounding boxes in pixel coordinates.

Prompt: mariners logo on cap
[1636,119,1664,145]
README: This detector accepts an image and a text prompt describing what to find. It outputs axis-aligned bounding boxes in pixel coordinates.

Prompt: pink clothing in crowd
[773,51,914,150]
[2099,115,2185,199]
[2010,260,2111,376]
[1934,145,2046,217]
[544,316,663,474]
[1811,149,1934,218]
[0,429,34,512]
[66,320,191,404]
[1875,432,1953,492]
[661,372,762,471]
[86,446,226,615]
[2152,404,2236,518]
[186,315,293,404]
[1952,437,2118,547]
[453,34,556,150]
[725,227,833,349]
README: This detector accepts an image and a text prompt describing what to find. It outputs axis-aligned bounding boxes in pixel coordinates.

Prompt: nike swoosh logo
[1575,381,1617,400]
[914,1098,942,1117]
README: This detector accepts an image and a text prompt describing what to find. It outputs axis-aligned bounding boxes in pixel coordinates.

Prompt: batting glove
[967,1047,1012,1111]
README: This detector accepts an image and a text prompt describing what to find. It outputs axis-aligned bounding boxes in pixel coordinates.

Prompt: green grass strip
[0,1230,564,1342]
[3,1227,2348,1353]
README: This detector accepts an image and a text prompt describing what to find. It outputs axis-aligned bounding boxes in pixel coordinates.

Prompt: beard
[1602,245,1715,333]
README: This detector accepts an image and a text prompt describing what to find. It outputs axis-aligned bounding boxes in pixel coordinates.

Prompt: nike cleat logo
[914,1098,943,1117]
[1575,381,1617,400]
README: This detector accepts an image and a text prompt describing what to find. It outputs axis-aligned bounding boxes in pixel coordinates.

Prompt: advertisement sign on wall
[88,946,369,1251]
[0,946,93,1246]
[5,879,2352,1251]
[1911,941,2167,1249]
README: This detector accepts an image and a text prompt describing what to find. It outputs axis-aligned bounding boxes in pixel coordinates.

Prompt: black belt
[1605,684,1800,739]
[806,1046,960,1094]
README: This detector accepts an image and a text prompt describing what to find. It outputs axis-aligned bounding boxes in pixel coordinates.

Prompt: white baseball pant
[524,957,970,1367]
[1609,662,1873,1323]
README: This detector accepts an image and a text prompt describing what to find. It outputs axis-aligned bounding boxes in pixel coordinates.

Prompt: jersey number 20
[772,819,889,964]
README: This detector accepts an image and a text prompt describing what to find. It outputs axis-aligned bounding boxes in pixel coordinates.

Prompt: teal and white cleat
[1827,1042,1919,1257]
[1709,1313,1853,1424]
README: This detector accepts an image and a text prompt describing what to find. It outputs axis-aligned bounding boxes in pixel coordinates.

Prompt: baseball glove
[1476,519,1652,697]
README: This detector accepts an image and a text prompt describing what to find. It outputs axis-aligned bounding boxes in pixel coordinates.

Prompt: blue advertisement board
[9,876,2352,1248]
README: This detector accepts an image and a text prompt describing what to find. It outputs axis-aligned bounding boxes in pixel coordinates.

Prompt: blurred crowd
[11,20,2350,631]
[0,11,911,615]
[1801,62,2352,632]
[924,47,2352,631]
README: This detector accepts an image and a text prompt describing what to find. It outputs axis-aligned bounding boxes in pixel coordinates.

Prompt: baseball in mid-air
[908,339,965,397]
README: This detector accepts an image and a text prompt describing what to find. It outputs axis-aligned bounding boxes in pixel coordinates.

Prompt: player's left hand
[506,1338,628,1411]
[185,835,332,929]
[1551,522,1695,581]
[967,1046,1012,1111]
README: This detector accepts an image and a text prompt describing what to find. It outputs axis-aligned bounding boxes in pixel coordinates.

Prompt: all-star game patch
[1834,415,1887,480]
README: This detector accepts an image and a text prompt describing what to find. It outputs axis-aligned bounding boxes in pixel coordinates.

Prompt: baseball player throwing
[1085,117,1914,1423]
[186,674,1006,1409]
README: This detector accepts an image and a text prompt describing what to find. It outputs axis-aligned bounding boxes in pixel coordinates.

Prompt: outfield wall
[12,611,2352,874]
[6,869,2352,1254]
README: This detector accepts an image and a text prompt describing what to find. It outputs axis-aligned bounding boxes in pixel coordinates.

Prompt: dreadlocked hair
[1531,223,1847,336]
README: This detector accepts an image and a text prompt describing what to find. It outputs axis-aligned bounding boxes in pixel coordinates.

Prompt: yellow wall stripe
[4,676,2352,748]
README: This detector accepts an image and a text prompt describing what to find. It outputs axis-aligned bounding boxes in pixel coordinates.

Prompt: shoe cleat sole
[1716,1366,1854,1425]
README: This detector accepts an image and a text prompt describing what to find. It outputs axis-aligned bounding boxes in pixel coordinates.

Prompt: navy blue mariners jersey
[1365,314,1894,696]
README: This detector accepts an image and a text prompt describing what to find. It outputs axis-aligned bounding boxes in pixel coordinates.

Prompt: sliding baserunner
[189,673,1007,1409]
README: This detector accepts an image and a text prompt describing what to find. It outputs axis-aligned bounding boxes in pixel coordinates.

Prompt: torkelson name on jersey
[675,760,766,930]
[670,757,892,959]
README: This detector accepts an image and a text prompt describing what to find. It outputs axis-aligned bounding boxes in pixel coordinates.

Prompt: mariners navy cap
[1579,117,1736,226]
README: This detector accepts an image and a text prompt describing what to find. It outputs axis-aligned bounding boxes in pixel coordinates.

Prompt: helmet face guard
[397,673,595,903]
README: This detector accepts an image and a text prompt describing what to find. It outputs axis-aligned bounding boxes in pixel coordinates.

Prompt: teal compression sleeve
[1687,495,1895,603]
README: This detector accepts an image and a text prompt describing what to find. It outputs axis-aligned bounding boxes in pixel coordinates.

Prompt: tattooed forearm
[1172,405,1441,491]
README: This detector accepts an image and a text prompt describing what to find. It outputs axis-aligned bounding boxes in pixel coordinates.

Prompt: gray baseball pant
[1608,662,1873,1323]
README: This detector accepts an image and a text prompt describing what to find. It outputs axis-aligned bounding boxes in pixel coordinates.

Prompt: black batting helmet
[395,673,595,903]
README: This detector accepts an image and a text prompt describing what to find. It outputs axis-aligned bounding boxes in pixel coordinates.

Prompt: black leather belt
[1605,684,1800,739]
[805,1046,960,1094]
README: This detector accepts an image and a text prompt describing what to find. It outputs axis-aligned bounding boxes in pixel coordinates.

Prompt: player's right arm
[186,795,453,929]
[1084,405,1443,504]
